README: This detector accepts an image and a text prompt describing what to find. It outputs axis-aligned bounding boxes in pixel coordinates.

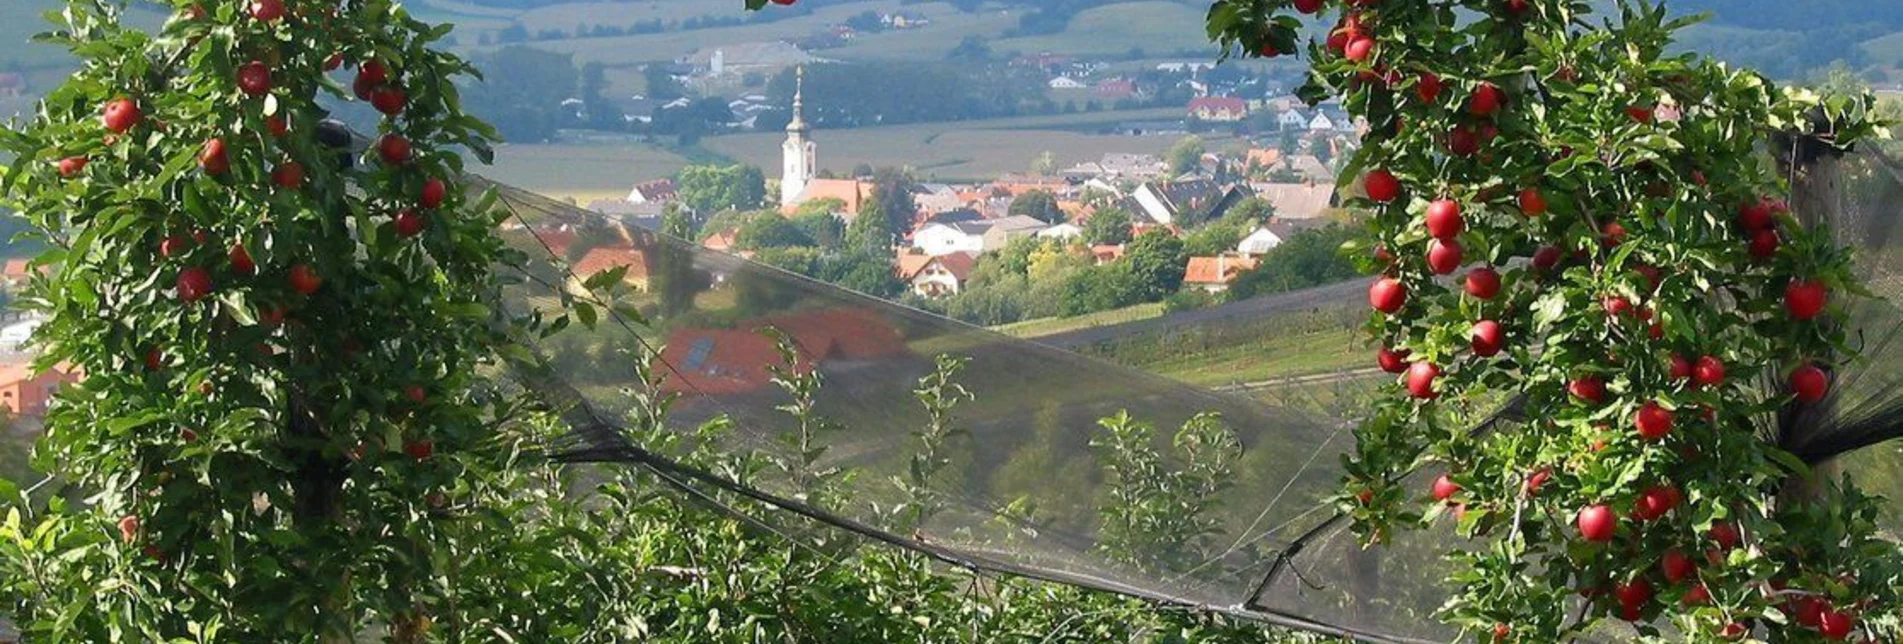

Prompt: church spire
[785,65,808,133]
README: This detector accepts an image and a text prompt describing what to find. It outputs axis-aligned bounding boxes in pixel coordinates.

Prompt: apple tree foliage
[0,0,527,639]
[1203,0,1900,641]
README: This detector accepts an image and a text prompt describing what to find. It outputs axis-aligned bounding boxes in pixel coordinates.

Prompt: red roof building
[655,308,909,395]
[1188,97,1249,121]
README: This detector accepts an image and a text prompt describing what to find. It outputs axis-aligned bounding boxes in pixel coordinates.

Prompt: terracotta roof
[0,362,80,387]
[789,179,871,216]
[1188,97,1247,113]
[571,245,652,280]
[702,228,739,252]
[629,178,677,202]
[1246,148,1283,168]
[2,259,30,279]
[656,307,912,395]
[899,251,976,282]
[1055,200,1094,221]
[1091,244,1126,263]
[1184,255,1260,285]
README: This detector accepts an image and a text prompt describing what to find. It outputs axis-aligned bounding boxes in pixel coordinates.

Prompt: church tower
[779,65,817,207]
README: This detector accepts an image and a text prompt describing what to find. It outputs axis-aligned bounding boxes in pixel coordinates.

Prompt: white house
[1276,109,1309,130]
[1308,112,1337,131]
[0,318,41,351]
[898,252,976,297]
[1237,226,1287,256]
[1048,76,1086,89]
[1038,222,1084,240]
[911,221,991,256]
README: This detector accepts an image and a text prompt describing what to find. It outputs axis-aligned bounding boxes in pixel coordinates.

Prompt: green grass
[992,302,1167,339]
[702,109,1224,183]
[1139,325,1364,388]
[479,142,694,204]
[453,0,908,66]
[1863,32,1903,67]
[992,2,1218,59]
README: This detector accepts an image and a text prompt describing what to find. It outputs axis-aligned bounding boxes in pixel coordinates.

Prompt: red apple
[1635,402,1674,440]
[1293,0,1324,13]
[266,113,289,137]
[1491,623,1508,642]
[1470,320,1503,357]
[1416,71,1443,103]
[1659,548,1695,583]
[1744,230,1778,261]
[237,61,272,96]
[1577,504,1615,542]
[289,264,323,294]
[378,134,411,165]
[404,385,427,404]
[1447,125,1480,156]
[102,97,142,133]
[159,235,189,258]
[1602,296,1633,318]
[1469,82,1504,116]
[176,267,212,302]
[358,60,388,86]
[1568,376,1606,404]
[1797,597,1828,628]
[1692,356,1725,387]
[1738,199,1774,230]
[1708,521,1741,550]
[1784,279,1828,320]
[405,439,433,460]
[1427,239,1463,275]
[1364,169,1400,202]
[1518,187,1546,216]
[1635,484,1680,521]
[1463,267,1502,300]
[1504,0,1529,13]
[1683,583,1712,606]
[1532,245,1561,272]
[371,86,407,116]
[229,243,256,275]
[420,178,448,209]
[1790,364,1829,403]
[272,161,304,189]
[1431,474,1461,503]
[248,0,285,21]
[394,210,426,238]
[1616,577,1654,609]
[1369,277,1407,313]
[1524,468,1551,496]
[1377,346,1410,374]
[145,349,164,371]
[198,138,229,175]
[1425,199,1463,240]
[1344,36,1375,62]
[325,53,345,71]
[1669,354,1692,382]
[58,156,89,178]
[1406,361,1439,400]
[1633,264,1662,291]
[1600,221,1627,247]
[1817,609,1854,640]
[1625,105,1654,124]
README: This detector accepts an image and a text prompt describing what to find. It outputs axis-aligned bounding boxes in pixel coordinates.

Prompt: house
[1128,180,1253,225]
[980,215,1051,251]
[912,221,991,256]
[1276,109,1309,130]
[1154,61,1215,74]
[568,245,654,293]
[655,308,908,396]
[1039,222,1084,241]
[1188,97,1248,121]
[1245,148,1284,170]
[1090,244,1127,265]
[1250,182,1339,220]
[687,41,812,77]
[0,362,81,417]
[1284,155,1335,182]
[1098,153,1169,180]
[0,318,41,351]
[1236,219,1332,256]
[1183,254,1260,293]
[784,179,874,221]
[1,259,35,289]
[1048,76,1087,89]
[701,227,740,253]
[1093,79,1137,100]
[1308,112,1337,131]
[897,251,977,297]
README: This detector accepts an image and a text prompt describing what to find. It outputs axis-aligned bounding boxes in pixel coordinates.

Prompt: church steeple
[780,65,817,207]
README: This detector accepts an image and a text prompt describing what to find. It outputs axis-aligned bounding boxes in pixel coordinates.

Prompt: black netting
[463,143,1902,643]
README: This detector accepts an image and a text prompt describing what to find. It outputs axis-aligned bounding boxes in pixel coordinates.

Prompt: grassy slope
[1863,32,1903,68]
[992,302,1167,339]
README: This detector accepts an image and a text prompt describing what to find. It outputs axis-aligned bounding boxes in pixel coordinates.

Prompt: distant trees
[677,164,767,214]
[1166,135,1206,176]
[948,36,993,62]
[1082,208,1135,245]
[1029,150,1058,176]
[1123,231,1187,300]
[1225,225,1362,301]
[1008,190,1065,224]
[868,167,919,235]
[462,46,580,142]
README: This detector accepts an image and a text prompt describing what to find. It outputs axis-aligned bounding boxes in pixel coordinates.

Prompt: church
[778,67,873,221]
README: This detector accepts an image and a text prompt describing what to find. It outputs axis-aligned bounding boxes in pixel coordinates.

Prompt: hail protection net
[471,144,1903,643]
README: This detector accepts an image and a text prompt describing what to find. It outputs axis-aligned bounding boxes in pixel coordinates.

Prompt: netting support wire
[553,442,1429,644]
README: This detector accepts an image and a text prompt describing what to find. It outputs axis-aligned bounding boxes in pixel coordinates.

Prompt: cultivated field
[481,143,693,204]
[991,2,1219,59]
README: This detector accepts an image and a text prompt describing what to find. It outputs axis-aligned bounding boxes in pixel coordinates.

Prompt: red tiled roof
[1184,255,1259,285]
[702,228,739,252]
[571,245,651,280]
[1091,244,1126,263]
[786,179,870,216]
[2,259,31,279]
[1188,97,1247,113]
[899,251,975,282]
[654,308,909,395]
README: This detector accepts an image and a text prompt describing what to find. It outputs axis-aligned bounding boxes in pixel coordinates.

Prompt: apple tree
[0,0,535,639]
[1201,0,1901,641]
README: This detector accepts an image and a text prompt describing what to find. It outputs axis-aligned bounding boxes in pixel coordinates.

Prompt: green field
[1864,32,1903,68]
[481,142,694,204]
[992,2,1218,59]
[453,1,908,66]
[993,302,1167,339]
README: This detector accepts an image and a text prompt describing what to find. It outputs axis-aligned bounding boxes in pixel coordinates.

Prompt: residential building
[1048,76,1087,89]
[1128,180,1253,225]
[980,215,1051,251]
[0,318,42,351]
[1236,218,1332,256]
[1183,254,1260,293]
[786,178,873,220]
[1276,109,1309,130]
[1188,97,1248,121]
[1250,182,1339,220]
[0,362,81,417]
[897,251,976,297]
[1093,79,1137,100]
[1,259,34,289]
[701,228,740,253]
[688,41,811,78]
[1090,244,1127,265]
[655,308,908,396]
[1038,222,1084,241]
[1308,112,1337,131]
[568,244,654,293]
[912,221,991,256]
